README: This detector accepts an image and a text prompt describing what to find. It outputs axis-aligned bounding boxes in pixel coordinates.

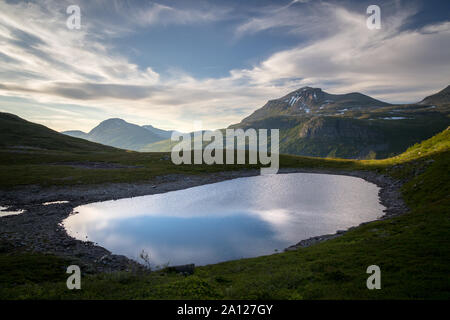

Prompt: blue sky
[0,0,449,132]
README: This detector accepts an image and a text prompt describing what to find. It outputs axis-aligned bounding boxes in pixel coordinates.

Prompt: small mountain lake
[63,173,385,266]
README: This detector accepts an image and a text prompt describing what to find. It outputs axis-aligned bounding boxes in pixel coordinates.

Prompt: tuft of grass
[0,249,71,288]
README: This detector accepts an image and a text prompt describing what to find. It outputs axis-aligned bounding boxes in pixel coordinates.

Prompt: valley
[59,86,450,159]
[1,0,449,305]
[0,112,448,298]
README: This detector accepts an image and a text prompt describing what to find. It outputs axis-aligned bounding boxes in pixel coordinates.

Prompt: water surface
[64,173,385,266]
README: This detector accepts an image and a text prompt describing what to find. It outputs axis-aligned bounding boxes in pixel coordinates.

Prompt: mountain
[419,85,450,108]
[142,125,178,140]
[63,118,167,151]
[243,87,390,123]
[0,112,119,153]
[61,130,88,139]
[230,86,450,159]
[87,118,163,150]
[59,85,449,158]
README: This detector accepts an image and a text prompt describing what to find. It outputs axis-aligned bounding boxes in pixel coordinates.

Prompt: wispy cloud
[133,2,231,26]
[230,3,450,102]
[0,0,449,132]
[235,0,322,38]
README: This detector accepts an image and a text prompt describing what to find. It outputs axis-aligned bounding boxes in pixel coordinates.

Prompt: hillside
[229,86,450,159]
[0,113,120,153]
[61,130,89,139]
[419,85,450,108]
[59,86,450,158]
[142,86,450,157]
[141,125,179,140]
[87,118,163,150]
[0,126,448,299]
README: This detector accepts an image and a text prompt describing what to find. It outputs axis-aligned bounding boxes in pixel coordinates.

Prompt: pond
[63,173,385,266]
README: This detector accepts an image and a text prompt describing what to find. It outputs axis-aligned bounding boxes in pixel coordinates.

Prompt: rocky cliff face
[298,117,382,140]
[230,85,449,159]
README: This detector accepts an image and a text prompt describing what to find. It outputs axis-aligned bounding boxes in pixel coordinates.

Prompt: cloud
[231,3,450,102]
[234,0,328,38]
[133,2,230,26]
[0,0,449,132]
[0,1,160,84]
[21,83,158,101]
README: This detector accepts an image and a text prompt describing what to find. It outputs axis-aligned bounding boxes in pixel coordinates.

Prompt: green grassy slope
[112,86,450,158]
[233,113,449,159]
[144,113,449,158]
[0,112,121,153]
[0,127,448,299]
[226,85,450,159]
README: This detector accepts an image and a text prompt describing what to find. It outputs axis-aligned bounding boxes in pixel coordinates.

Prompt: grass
[0,128,449,299]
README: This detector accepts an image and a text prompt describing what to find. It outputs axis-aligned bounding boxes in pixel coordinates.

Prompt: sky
[0,0,449,132]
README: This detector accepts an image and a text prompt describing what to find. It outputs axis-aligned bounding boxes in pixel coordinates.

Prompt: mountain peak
[92,118,130,131]
[100,118,126,124]
[296,86,322,92]
[242,87,390,122]
[275,87,327,110]
[81,118,166,150]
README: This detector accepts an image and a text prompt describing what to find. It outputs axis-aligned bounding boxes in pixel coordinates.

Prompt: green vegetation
[144,111,449,158]
[0,112,119,153]
[59,86,450,159]
[233,113,449,159]
[0,126,449,299]
[223,86,450,159]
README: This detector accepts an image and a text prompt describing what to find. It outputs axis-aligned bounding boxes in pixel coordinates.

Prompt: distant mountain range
[57,85,450,158]
[227,85,450,158]
[62,119,180,151]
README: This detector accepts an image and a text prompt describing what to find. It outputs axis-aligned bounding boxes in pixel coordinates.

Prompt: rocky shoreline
[0,168,408,273]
